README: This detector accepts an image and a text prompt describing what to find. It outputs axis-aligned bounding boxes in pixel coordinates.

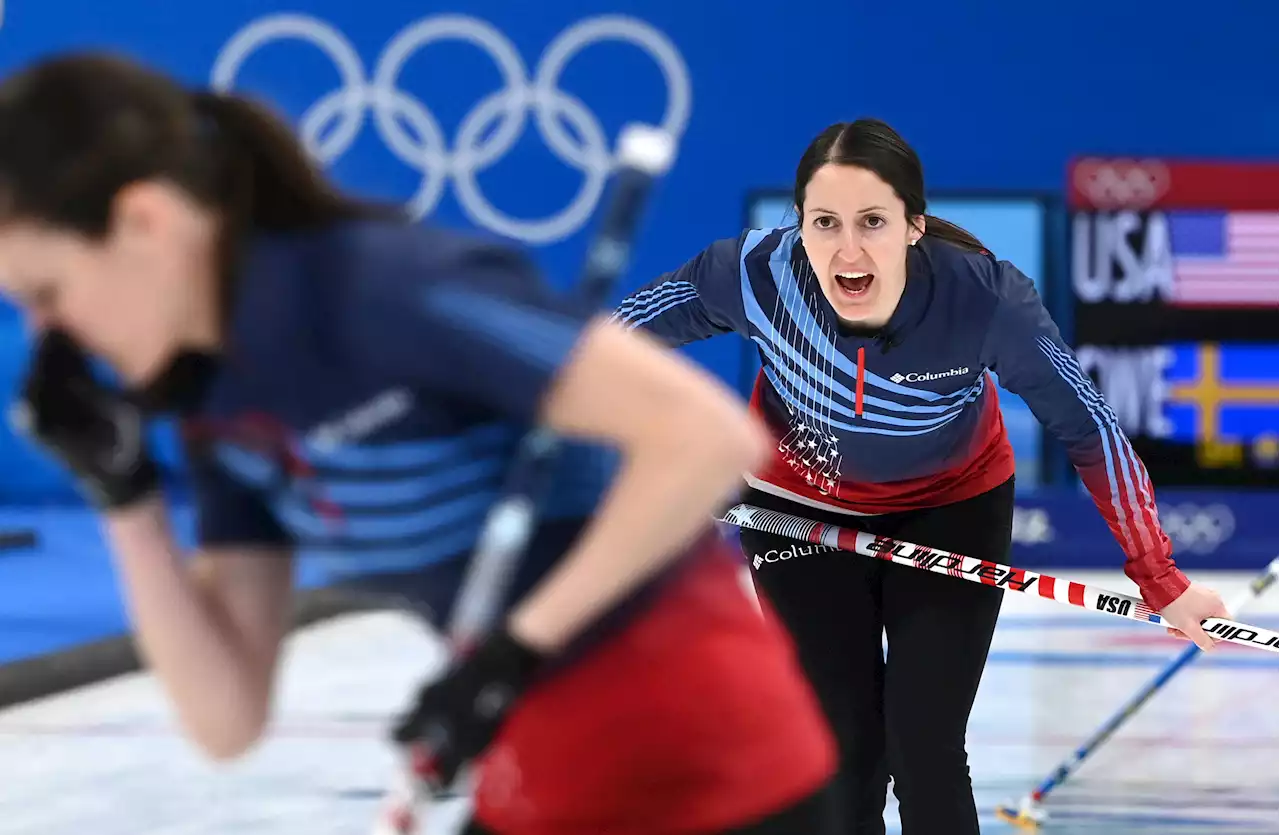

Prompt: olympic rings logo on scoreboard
[211,13,692,244]
[1072,158,1171,210]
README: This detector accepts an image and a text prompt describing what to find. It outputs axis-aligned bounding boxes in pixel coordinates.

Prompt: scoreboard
[1068,159,1279,487]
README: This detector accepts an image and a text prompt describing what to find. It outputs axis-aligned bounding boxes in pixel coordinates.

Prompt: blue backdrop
[0,0,1273,510]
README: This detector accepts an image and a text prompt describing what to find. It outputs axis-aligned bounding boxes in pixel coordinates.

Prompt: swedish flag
[1165,343,1278,443]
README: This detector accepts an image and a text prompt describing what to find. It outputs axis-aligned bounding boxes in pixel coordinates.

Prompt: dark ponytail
[794,118,992,257]
[188,91,394,232]
[921,214,987,254]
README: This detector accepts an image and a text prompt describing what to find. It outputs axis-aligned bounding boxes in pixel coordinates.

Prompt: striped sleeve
[611,235,750,346]
[981,261,1190,610]
[346,235,594,422]
[183,434,293,550]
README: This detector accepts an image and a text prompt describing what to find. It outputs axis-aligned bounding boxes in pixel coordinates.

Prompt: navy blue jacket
[614,226,1186,608]
[179,220,614,621]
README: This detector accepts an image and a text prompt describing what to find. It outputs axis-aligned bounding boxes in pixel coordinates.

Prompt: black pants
[740,479,1013,835]
[462,780,842,834]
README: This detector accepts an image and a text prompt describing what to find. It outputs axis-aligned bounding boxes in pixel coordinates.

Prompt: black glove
[391,628,545,791]
[11,330,160,510]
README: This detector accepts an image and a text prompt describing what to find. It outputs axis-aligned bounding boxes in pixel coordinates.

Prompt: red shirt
[471,543,836,834]
[748,372,1016,515]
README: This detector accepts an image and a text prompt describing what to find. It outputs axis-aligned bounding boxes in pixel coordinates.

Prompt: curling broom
[718,503,1280,653]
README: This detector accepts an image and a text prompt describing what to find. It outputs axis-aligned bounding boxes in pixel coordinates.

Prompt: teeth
[836,272,870,279]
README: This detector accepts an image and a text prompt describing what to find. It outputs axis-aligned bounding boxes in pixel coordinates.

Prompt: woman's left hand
[391,627,544,792]
[1160,582,1231,651]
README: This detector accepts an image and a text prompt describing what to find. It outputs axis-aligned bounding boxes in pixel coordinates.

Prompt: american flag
[1168,211,1279,308]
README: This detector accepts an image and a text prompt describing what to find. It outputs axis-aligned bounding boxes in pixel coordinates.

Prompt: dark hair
[0,52,391,252]
[793,118,988,254]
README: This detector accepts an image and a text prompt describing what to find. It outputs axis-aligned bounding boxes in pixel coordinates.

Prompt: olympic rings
[212,13,691,243]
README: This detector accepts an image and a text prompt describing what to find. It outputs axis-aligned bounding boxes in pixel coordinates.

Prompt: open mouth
[835,271,874,298]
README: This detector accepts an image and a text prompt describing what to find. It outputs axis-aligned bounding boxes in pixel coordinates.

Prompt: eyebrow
[808,205,889,215]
